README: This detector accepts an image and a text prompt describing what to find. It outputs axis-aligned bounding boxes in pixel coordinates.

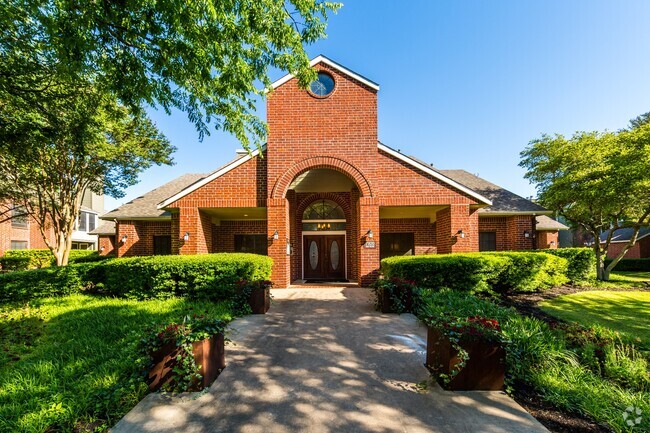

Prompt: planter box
[380,287,413,313]
[425,327,505,391]
[248,287,271,314]
[148,334,226,391]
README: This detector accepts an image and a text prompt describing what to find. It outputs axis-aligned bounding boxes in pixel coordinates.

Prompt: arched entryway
[301,199,347,281]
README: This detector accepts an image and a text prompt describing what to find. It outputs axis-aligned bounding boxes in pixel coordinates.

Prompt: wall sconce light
[100,245,105,252]
[183,232,190,242]
[456,229,465,239]
[366,229,374,238]
[524,230,530,238]
[286,239,292,256]
[550,241,556,247]
[273,230,279,240]
[120,235,128,244]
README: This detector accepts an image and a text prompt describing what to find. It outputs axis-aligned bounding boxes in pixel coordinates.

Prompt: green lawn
[0,294,233,432]
[540,291,650,348]
[586,271,650,289]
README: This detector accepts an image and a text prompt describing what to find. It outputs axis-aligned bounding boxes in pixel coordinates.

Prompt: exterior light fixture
[120,235,128,244]
[273,230,279,240]
[286,239,292,256]
[100,245,105,252]
[183,232,190,242]
[550,241,556,247]
[366,229,374,238]
[456,229,465,239]
[524,230,530,238]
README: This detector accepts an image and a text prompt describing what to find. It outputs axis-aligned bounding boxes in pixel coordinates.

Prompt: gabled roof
[535,215,569,231]
[436,169,551,215]
[101,173,206,220]
[599,227,650,243]
[271,55,380,91]
[157,146,264,209]
[89,220,116,235]
[378,143,492,205]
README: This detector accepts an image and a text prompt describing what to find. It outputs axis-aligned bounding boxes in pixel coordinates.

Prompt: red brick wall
[478,217,508,251]
[506,215,535,250]
[607,241,641,259]
[537,231,559,249]
[213,220,267,253]
[0,202,55,255]
[116,220,172,257]
[379,218,436,255]
[98,235,115,256]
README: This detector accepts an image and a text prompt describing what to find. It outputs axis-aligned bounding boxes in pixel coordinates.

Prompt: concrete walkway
[112,287,548,433]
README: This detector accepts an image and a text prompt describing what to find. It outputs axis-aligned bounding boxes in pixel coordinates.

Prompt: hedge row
[381,251,568,293]
[605,258,650,272]
[0,249,108,272]
[537,248,595,282]
[0,253,273,303]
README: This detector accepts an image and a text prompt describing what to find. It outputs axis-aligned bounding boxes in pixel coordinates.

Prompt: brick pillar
[287,190,298,281]
[178,207,209,255]
[435,204,479,254]
[358,196,379,286]
[505,215,534,250]
[537,231,559,249]
[268,198,290,287]
[171,211,180,254]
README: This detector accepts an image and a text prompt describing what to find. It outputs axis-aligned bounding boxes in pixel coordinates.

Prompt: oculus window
[380,233,415,260]
[309,72,335,97]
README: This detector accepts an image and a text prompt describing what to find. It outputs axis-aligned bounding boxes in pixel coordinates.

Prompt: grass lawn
[540,290,650,348]
[586,271,650,289]
[0,294,234,432]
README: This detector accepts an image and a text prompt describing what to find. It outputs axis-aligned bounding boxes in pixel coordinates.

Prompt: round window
[309,72,335,97]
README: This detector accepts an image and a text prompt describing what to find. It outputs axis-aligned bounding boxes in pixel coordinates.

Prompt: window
[380,233,414,260]
[234,234,268,255]
[479,232,497,251]
[11,206,28,228]
[309,72,335,97]
[78,211,88,231]
[10,240,28,250]
[302,199,345,220]
[71,242,94,250]
[153,236,172,255]
[88,214,96,232]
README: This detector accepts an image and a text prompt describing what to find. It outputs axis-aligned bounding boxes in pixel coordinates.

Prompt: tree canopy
[520,119,650,280]
[1,0,341,148]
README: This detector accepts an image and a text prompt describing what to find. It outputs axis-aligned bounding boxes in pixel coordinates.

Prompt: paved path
[112,287,548,433]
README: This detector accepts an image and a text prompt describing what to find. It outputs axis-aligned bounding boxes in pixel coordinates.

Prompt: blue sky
[105,0,650,211]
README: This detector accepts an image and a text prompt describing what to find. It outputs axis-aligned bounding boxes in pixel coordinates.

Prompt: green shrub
[542,248,595,282]
[68,250,110,264]
[605,258,650,272]
[2,249,54,269]
[99,253,273,300]
[381,253,509,293]
[0,256,32,272]
[489,252,568,292]
[0,263,97,303]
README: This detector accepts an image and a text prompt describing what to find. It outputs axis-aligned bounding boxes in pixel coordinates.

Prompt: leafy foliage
[0,249,109,272]
[489,252,568,292]
[605,258,650,272]
[541,247,595,283]
[520,120,650,280]
[370,277,416,313]
[0,0,341,147]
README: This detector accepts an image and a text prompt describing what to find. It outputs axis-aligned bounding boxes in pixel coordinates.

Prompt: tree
[1,0,341,149]
[520,120,650,280]
[0,80,174,266]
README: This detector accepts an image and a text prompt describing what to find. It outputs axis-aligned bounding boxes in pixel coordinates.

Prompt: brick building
[600,227,650,259]
[98,56,566,287]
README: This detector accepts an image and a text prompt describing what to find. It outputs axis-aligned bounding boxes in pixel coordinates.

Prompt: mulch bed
[496,285,623,433]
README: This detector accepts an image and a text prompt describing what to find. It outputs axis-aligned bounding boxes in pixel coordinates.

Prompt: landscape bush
[539,248,595,283]
[0,249,109,272]
[0,253,273,303]
[415,289,650,432]
[381,252,568,293]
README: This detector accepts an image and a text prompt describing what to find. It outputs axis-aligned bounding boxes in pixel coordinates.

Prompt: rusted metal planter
[380,287,413,313]
[248,287,271,314]
[425,327,505,391]
[148,334,226,391]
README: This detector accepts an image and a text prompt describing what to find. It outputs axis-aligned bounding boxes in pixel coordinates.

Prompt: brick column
[358,196,379,286]
[268,198,290,287]
[178,207,209,255]
[435,204,479,254]
[505,215,534,250]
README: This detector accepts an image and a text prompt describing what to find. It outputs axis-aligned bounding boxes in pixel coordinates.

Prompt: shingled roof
[100,173,205,220]
[599,227,650,243]
[535,215,568,231]
[437,169,550,214]
[89,220,116,235]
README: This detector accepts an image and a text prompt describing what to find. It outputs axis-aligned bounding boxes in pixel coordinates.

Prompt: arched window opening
[302,199,346,231]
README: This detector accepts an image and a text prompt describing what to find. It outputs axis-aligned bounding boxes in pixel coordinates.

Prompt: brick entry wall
[116,221,172,257]
[212,220,267,253]
[478,216,534,251]
[379,218,436,255]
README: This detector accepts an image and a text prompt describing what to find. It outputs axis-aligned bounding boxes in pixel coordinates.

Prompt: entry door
[304,235,345,280]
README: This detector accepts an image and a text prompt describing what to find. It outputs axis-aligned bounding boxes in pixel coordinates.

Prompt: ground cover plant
[540,291,650,349]
[0,295,234,432]
[415,289,650,432]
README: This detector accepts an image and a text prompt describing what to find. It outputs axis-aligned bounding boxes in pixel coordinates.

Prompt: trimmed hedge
[0,253,273,303]
[605,258,650,272]
[0,249,108,272]
[540,248,595,282]
[381,252,569,293]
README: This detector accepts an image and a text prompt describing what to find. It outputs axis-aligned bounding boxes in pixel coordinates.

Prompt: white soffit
[270,55,380,91]
[377,143,493,206]
[157,146,264,209]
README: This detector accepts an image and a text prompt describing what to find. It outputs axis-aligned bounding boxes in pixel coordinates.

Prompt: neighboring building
[97,55,567,287]
[0,191,104,255]
[600,227,650,259]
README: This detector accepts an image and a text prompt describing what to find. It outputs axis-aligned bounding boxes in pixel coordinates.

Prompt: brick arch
[297,192,353,222]
[271,156,373,199]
